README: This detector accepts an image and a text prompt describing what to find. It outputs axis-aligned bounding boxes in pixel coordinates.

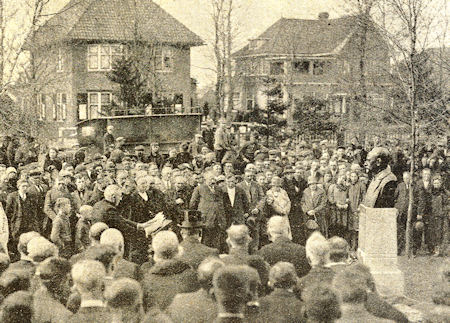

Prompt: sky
[4,0,448,89]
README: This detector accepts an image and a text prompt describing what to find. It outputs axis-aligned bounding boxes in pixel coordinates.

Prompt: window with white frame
[155,47,174,72]
[56,93,67,121]
[87,44,124,71]
[57,48,64,72]
[38,94,46,120]
[88,92,111,118]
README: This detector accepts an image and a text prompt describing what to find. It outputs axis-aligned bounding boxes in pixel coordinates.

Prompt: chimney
[318,12,329,20]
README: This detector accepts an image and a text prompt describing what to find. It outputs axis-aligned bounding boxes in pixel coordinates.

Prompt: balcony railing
[106,106,203,117]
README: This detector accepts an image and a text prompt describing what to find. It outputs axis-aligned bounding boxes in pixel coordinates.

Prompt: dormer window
[249,38,268,50]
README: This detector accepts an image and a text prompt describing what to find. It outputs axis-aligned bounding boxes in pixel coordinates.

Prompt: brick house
[232,13,391,123]
[24,0,203,145]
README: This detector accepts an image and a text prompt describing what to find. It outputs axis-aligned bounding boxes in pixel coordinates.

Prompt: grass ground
[398,255,445,303]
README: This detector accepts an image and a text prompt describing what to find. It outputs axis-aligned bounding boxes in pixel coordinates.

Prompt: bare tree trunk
[212,0,225,119]
[405,3,419,258]
[0,0,4,88]
[225,0,233,122]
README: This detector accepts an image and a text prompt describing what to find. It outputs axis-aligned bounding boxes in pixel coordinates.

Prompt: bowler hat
[135,145,145,151]
[179,210,204,229]
[307,176,319,185]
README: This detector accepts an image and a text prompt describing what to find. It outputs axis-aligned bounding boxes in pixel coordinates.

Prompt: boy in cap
[75,205,94,253]
[50,197,73,258]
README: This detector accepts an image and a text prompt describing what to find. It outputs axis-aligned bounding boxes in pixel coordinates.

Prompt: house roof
[28,0,203,48]
[233,16,356,57]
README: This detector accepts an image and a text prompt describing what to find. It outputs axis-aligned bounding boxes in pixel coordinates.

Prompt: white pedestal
[358,205,405,296]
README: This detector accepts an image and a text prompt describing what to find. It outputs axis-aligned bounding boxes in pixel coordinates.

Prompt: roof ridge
[64,0,97,39]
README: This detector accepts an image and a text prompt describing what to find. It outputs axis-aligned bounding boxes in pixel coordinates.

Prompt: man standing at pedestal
[362,147,398,208]
[359,147,404,296]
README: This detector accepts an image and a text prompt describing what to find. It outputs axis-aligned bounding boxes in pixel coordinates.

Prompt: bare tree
[374,0,447,257]
[0,0,68,137]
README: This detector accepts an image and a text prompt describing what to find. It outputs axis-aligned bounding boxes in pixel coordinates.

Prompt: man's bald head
[152,231,180,262]
[306,237,330,267]
[89,222,109,244]
[226,225,251,248]
[100,228,124,256]
[72,260,106,294]
[104,185,122,205]
[18,231,41,256]
[27,237,58,263]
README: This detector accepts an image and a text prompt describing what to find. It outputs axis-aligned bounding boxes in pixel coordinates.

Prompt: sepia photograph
[0,0,447,322]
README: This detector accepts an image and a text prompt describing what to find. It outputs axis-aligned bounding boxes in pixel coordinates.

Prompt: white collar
[325,261,347,267]
[218,313,244,318]
[80,299,106,308]
[20,255,33,262]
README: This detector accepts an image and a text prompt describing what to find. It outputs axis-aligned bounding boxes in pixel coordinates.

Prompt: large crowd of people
[0,121,447,322]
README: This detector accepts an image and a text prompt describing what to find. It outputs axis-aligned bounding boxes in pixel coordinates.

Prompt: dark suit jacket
[167,288,217,323]
[190,184,227,230]
[417,181,432,216]
[257,237,310,278]
[163,187,193,225]
[6,191,40,240]
[86,186,104,206]
[8,259,35,278]
[92,199,139,242]
[27,184,48,233]
[237,180,264,209]
[258,289,306,323]
[67,306,112,323]
[374,179,398,208]
[296,266,335,300]
[33,287,72,323]
[141,258,199,311]
[122,188,168,223]
[113,258,139,280]
[223,186,249,226]
[179,236,219,269]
